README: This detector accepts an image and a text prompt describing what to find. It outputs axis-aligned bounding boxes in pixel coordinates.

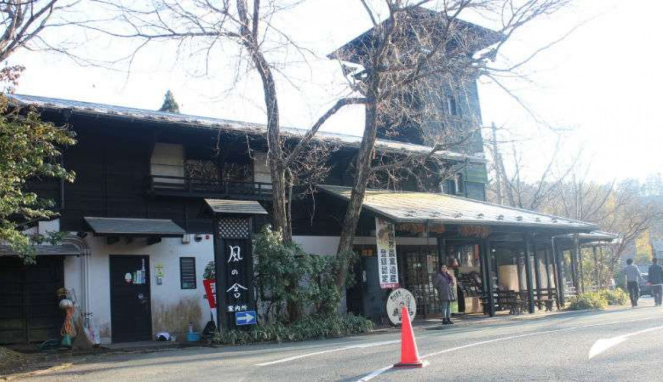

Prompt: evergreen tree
[159,90,180,113]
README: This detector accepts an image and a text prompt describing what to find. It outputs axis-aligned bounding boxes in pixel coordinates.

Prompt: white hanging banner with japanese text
[375,217,400,289]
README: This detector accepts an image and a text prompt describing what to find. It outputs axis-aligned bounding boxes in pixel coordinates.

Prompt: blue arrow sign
[235,310,257,326]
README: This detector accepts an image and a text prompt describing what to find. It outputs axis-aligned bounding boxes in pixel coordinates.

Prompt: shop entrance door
[347,255,387,323]
[400,247,440,318]
[109,255,152,343]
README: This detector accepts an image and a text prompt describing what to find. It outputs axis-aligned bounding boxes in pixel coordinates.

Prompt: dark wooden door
[0,256,64,344]
[345,258,364,316]
[109,255,152,342]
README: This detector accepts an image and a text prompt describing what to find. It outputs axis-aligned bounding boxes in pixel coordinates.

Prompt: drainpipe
[63,235,92,326]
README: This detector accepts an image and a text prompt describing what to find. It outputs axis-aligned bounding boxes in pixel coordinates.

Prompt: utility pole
[491,122,504,205]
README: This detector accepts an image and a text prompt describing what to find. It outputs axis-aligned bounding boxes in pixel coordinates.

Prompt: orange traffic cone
[393,306,428,368]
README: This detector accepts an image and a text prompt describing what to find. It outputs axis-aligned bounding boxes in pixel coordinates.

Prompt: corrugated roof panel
[7,94,484,164]
[0,244,82,256]
[84,217,185,236]
[319,185,596,230]
[205,199,268,215]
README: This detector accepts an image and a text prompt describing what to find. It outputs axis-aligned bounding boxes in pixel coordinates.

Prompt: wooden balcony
[148,175,272,200]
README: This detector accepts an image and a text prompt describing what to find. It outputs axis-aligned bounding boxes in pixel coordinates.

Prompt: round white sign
[386,288,417,325]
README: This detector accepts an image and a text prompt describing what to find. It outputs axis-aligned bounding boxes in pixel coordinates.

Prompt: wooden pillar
[576,236,585,294]
[592,246,599,291]
[544,245,553,291]
[482,239,495,317]
[551,237,564,307]
[571,235,581,295]
[598,246,604,289]
[479,242,489,303]
[436,237,446,271]
[516,249,524,292]
[524,234,535,314]
[533,241,542,303]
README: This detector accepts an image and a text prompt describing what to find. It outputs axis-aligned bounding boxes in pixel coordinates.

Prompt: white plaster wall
[61,232,439,343]
[293,235,439,256]
[38,219,60,235]
[64,233,215,344]
[293,236,340,256]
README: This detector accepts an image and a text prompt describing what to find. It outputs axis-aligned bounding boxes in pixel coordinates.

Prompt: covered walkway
[320,186,601,319]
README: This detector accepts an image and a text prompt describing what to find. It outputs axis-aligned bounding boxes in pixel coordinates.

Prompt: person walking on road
[623,259,644,307]
[648,258,663,306]
[433,264,457,325]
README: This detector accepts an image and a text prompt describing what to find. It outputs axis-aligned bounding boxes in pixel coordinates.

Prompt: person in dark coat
[648,258,663,306]
[433,264,457,325]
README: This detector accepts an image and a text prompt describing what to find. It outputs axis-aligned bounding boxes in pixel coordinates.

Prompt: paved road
[20,300,663,382]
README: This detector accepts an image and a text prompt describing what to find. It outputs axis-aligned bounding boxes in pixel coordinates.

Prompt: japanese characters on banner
[203,279,216,309]
[375,217,400,289]
[225,244,249,314]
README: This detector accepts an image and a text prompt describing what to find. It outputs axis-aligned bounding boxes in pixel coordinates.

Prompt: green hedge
[567,289,629,311]
[211,314,374,345]
[598,288,629,306]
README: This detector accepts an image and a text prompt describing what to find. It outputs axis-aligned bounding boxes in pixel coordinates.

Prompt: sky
[9,0,663,184]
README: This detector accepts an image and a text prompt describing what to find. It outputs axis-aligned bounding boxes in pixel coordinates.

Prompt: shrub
[203,260,215,280]
[254,226,357,323]
[210,314,374,345]
[598,288,629,306]
[566,291,608,310]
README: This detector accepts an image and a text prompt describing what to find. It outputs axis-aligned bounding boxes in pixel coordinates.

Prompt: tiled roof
[0,244,82,256]
[319,185,596,230]
[205,199,268,215]
[84,217,185,236]
[555,230,618,242]
[7,94,485,164]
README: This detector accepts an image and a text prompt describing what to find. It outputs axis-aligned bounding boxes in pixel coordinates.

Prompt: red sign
[203,279,217,309]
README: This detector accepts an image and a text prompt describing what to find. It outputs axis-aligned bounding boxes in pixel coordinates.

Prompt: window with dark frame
[180,257,197,289]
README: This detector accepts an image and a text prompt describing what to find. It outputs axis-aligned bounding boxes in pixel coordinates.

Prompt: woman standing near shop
[434,264,457,325]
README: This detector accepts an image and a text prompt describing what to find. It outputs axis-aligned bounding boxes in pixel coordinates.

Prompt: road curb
[1,362,72,381]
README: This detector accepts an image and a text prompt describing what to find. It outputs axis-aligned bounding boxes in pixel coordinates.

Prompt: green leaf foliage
[210,313,374,345]
[597,288,629,306]
[567,289,628,311]
[566,291,606,311]
[0,94,76,263]
[203,260,215,280]
[254,226,357,323]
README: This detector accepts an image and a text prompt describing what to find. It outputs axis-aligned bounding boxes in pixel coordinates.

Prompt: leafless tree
[543,174,663,280]
[82,0,367,243]
[83,0,572,292]
[0,0,81,89]
[486,124,579,211]
[330,0,571,289]
[1,0,69,62]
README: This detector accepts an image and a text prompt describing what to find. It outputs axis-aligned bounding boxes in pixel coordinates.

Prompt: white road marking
[588,324,663,359]
[356,316,658,382]
[357,366,393,382]
[255,340,400,366]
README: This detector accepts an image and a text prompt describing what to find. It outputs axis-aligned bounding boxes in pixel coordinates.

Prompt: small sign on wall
[155,264,165,277]
[155,263,165,285]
